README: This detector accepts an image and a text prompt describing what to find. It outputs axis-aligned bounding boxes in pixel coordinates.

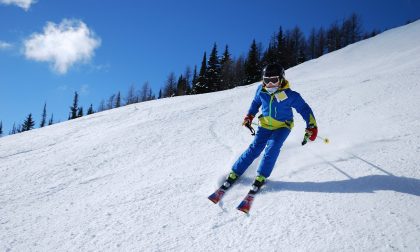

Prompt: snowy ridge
[1,21,420,251]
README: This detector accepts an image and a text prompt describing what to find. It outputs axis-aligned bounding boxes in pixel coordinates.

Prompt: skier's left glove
[305,126,318,141]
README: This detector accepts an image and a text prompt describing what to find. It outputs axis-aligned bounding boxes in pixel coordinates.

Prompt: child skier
[209,63,318,210]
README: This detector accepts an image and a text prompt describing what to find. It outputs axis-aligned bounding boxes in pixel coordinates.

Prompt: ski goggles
[263,76,281,85]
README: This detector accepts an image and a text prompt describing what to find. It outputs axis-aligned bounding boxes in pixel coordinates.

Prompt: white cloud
[0,41,13,50]
[0,0,36,11]
[23,19,101,74]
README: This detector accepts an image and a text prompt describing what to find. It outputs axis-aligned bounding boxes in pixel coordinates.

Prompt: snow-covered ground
[1,21,420,251]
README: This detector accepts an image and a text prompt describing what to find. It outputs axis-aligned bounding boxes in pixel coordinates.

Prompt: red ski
[208,188,226,204]
[236,193,255,214]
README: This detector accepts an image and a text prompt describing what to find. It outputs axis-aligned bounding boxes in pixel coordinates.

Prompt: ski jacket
[247,80,317,130]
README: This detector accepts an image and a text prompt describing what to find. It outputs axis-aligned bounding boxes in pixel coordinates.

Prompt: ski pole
[317,135,330,144]
[302,133,330,145]
[244,122,256,136]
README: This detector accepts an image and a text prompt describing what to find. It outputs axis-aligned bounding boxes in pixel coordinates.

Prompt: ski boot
[208,171,239,204]
[237,175,266,214]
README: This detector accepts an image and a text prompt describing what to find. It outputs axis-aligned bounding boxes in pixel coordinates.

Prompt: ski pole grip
[301,133,309,145]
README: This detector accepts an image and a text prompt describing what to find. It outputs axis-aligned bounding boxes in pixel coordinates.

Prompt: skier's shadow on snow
[266,175,420,196]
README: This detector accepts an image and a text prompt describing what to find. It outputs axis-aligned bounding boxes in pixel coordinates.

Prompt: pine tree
[115,92,121,108]
[107,94,116,109]
[77,107,84,117]
[327,22,341,52]
[97,99,106,112]
[0,121,3,137]
[194,52,208,94]
[220,45,235,90]
[40,102,47,128]
[244,39,262,84]
[158,89,162,99]
[289,26,306,66]
[307,28,317,60]
[22,113,35,132]
[176,75,187,96]
[315,27,326,58]
[191,65,198,94]
[140,82,151,101]
[205,43,222,92]
[148,88,155,100]
[233,55,246,86]
[163,72,177,97]
[10,122,17,135]
[87,104,94,115]
[125,84,137,105]
[276,26,286,67]
[184,66,192,95]
[48,114,54,125]
[70,92,79,120]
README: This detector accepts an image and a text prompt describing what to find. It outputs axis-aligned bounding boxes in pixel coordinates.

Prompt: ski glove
[242,114,254,126]
[305,126,318,141]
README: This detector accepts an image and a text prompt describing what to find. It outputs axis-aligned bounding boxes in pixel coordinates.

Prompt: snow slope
[1,21,420,251]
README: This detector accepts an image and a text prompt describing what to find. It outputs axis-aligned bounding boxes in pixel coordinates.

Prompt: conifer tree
[10,123,17,135]
[194,52,208,94]
[289,26,306,66]
[341,13,362,47]
[87,104,94,115]
[276,26,286,67]
[176,75,187,96]
[163,72,177,97]
[40,102,47,128]
[70,92,79,120]
[191,65,198,93]
[205,43,222,92]
[125,84,138,105]
[22,113,35,132]
[244,39,262,84]
[115,92,121,108]
[315,27,326,58]
[140,82,151,101]
[0,121,3,137]
[48,114,54,125]
[261,36,277,66]
[107,94,116,109]
[158,89,162,99]
[307,28,317,60]
[220,45,235,90]
[233,55,246,86]
[77,107,84,117]
[327,22,341,52]
[97,99,106,112]
[184,66,192,95]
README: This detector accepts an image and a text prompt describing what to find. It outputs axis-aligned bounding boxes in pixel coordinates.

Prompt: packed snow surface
[1,21,420,251]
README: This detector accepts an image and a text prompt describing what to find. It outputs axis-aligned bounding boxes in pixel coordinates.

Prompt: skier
[209,63,318,208]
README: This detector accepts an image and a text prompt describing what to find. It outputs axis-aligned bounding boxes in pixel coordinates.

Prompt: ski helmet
[262,63,285,78]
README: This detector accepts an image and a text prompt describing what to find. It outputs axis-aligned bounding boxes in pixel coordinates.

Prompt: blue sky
[1,0,419,134]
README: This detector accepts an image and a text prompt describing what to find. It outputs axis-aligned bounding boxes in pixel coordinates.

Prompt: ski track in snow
[1,21,420,251]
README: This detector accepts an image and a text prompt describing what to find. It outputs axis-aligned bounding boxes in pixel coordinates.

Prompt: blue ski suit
[232,80,317,178]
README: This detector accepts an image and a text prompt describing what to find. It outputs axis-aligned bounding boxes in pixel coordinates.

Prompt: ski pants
[232,127,290,178]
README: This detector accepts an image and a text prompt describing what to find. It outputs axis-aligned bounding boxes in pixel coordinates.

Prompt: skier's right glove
[242,114,254,126]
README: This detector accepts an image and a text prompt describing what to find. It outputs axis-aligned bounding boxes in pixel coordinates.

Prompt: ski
[208,172,239,204]
[208,187,227,204]
[237,191,256,214]
[237,175,265,214]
